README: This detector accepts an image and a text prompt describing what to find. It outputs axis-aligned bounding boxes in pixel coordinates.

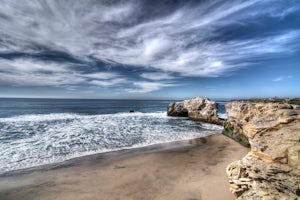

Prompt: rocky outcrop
[167,101,188,117]
[225,100,300,199]
[167,96,223,125]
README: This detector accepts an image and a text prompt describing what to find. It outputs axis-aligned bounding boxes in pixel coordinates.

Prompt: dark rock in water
[167,96,223,125]
[129,110,134,113]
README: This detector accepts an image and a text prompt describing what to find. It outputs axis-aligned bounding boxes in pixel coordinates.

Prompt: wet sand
[0,133,248,200]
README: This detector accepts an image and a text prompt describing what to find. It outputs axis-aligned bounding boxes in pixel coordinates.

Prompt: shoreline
[0,133,248,200]
[0,132,221,177]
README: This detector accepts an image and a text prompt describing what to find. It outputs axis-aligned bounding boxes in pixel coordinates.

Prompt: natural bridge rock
[167,96,223,125]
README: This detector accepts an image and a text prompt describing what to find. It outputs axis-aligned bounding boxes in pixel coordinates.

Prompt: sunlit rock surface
[225,100,300,199]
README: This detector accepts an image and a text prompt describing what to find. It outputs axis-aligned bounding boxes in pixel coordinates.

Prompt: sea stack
[225,99,300,199]
[167,96,223,125]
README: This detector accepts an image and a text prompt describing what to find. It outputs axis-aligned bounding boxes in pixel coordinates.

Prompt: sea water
[0,98,226,173]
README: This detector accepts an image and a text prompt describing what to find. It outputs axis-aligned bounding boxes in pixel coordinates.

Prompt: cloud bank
[0,0,299,93]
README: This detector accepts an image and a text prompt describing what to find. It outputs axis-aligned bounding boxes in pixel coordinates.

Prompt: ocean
[0,98,226,174]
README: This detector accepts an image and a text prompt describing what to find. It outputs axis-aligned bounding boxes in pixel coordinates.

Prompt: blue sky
[0,0,299,99]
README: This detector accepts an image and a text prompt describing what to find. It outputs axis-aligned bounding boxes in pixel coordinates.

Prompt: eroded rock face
[225,101,300,199]
[167,96,222,125]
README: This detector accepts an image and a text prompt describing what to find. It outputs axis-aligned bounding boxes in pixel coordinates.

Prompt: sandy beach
[0,133,248,200]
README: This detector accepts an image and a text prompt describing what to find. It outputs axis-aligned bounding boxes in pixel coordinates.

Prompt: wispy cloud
[0,58,83,86]
[140,72,175,81]
[90,78,128,87]
[0,0,299,93]
[272,77,284,82]
[126,81,177,93]
[0,57,125,87]
[82,72,121,80]
[272,75,293,82]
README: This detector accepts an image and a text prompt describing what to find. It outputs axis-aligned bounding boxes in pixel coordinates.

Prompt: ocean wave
[218,112,227,119]
[0,112,169,122]
[0,112,223,173]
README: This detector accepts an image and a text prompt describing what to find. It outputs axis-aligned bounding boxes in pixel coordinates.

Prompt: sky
[0,0,299,100]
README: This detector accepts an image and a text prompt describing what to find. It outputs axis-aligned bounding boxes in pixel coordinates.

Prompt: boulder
[167,96,223,125]
[224,100,300,199]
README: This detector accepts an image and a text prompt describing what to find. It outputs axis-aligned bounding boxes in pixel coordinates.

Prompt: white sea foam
[0,112,223,173]
[218,112,227,119]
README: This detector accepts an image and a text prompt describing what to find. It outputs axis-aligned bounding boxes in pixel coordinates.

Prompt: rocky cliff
[225,100,300,199]
[167,96,223,125]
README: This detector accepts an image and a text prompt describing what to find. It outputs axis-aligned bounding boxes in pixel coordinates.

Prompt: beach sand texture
[0,134,248,200]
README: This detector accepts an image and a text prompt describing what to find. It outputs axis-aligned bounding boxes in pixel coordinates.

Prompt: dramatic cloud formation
[0,0,299,95]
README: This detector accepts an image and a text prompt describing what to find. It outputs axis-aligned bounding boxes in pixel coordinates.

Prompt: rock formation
[167,96,223,125]
[225,100,300,199]
[167,101,188,117]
